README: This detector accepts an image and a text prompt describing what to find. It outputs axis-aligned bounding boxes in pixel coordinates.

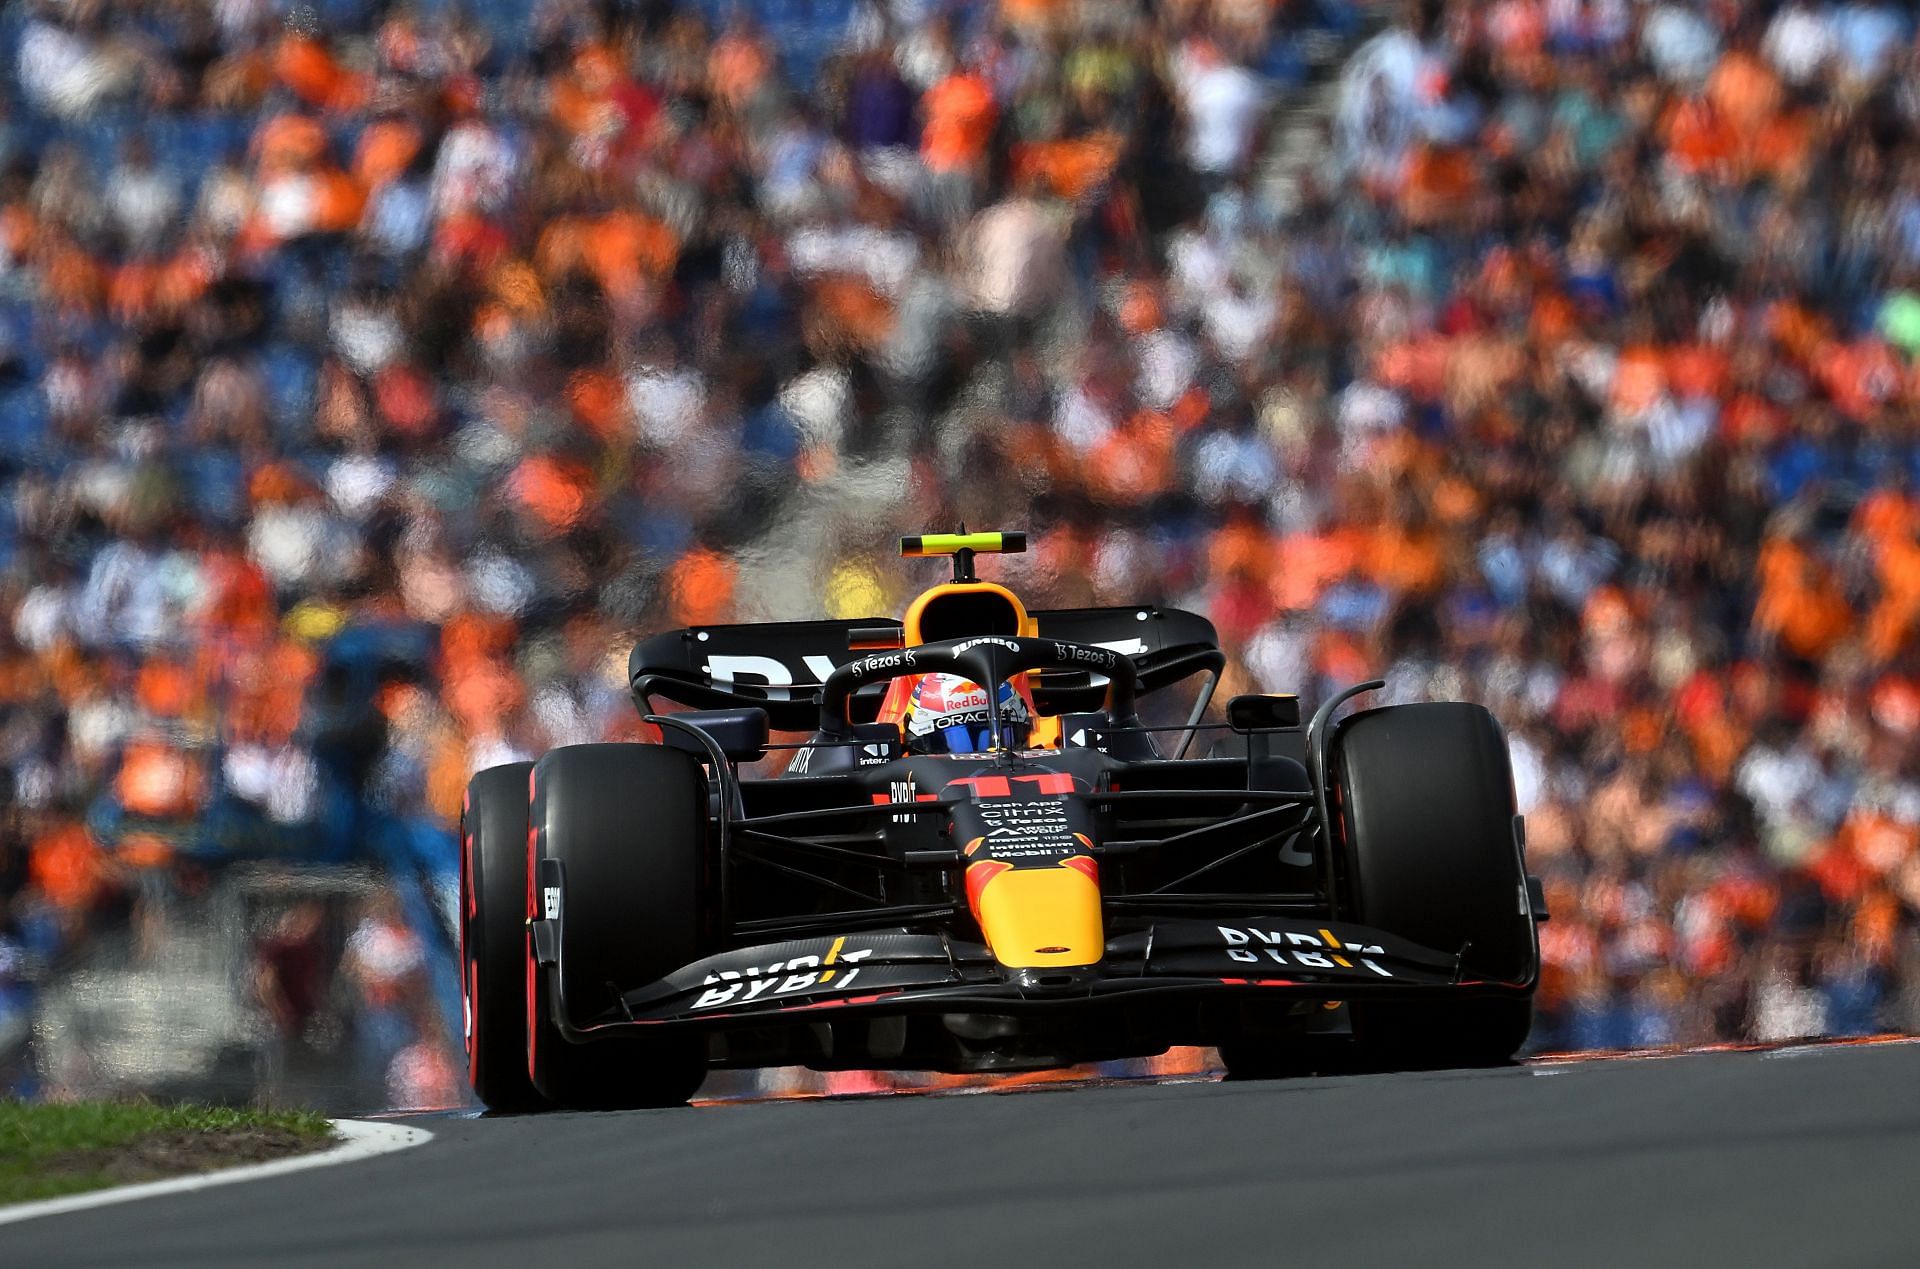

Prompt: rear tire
[1334,703,1535,1069]
[461,762,544,1112]
[528,744,710,1109]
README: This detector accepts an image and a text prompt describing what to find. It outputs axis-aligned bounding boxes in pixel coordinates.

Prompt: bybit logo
[691,936,874,1009]
[1218,926,1393,977]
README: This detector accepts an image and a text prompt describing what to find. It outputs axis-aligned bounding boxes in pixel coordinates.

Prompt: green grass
[0,1100,336,1206]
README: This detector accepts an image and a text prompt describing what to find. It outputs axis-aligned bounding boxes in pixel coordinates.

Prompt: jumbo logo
[952,636,1022,654]
[691,937,874,1010]
[1219,926,1393,977]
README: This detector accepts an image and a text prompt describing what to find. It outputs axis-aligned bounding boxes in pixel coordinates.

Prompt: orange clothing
[667,548,738,626]
[1208,519,1275,581]
[310,168,367,234]
[1866,533,1920,661]
[539,211,679,303]
[551,44,626,134]
[1368,524,1446,597]
[1836,809,1920,878]
[117,738,204,819]
[30,823,111,912]
[223,639,319,746]
[1661,97,1737,179]
[446,659,525,734]
[1752,109,1817,183]
[1666,342,1729,401]
[921,73,997,173]
[253,112,331,174]
[566,368,629,441]
[1720,392,1783,444]
[353,119,423,190]
[273,35,368,112]
[1611,343,1667,414]
[1011,134,1123,202]
[136,660,202,720]
[433,210,509,270]
[1085,413,1175,504]
[999,0,1069,31]
[1529,290,1578,346]
[1706,50,1781,145]
[508,454,594,532]
[708,32,773,111]
[1766,299,1830,366]
[812,274,896,349]
[1814,338,1900,422]
[1375,332,1450,401]
[109,259,163,323]
[40,236,105,315]
[1753,538,1853,659]
[0,202,36,261]
[1271,530,1363,613]
[1856,491,1919,552]
[1401,144,1479,222]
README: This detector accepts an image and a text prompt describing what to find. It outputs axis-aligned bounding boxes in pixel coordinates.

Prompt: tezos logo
[1052,641,1113,667]
[855,648,917,676]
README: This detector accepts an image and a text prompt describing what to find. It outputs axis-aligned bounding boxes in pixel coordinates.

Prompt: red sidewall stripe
[526,767,540,1082]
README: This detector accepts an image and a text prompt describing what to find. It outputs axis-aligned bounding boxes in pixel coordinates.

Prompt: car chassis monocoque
[460,534,1546,1111]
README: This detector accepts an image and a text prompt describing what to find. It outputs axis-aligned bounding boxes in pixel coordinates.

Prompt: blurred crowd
[1297,0,1920,1050]
[3,0,1920,1104]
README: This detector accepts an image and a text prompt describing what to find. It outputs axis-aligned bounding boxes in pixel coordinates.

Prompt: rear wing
[628,606,1222,730]
[1027,605,1224,711]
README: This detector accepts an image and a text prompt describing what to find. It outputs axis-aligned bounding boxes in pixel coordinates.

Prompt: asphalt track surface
[6,1040,1918,1268]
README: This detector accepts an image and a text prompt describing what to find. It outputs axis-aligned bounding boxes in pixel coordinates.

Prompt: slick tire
[528,743,710,1110]
[461,762,545,1112]
[1333,703,1535,1070]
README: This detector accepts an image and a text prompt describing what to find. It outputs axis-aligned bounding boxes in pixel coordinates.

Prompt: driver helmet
[905,673,1031,754]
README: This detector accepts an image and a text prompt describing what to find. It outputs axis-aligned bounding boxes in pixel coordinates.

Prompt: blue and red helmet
[905,674,1032,754]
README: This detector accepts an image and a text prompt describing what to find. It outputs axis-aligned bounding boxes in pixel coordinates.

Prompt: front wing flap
[604,916,1509,1030]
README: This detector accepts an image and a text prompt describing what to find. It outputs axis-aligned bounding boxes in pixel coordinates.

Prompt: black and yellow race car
[460,532,1544,1110]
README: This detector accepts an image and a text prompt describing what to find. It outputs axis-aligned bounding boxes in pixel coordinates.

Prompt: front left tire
[526,743,711,1109]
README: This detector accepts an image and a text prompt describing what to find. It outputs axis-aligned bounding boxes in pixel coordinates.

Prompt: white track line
[0,1118,433,1227]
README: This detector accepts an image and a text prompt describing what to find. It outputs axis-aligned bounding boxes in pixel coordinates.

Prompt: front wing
[578,916,1529,1034]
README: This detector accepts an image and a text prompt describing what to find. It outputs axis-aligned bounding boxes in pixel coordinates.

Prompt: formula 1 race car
[460,532,1544,1110]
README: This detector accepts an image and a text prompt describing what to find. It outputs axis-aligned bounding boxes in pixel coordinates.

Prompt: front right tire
[1335,702,1536,1069]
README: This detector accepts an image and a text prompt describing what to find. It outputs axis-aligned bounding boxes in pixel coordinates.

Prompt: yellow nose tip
[971,862,1103,969]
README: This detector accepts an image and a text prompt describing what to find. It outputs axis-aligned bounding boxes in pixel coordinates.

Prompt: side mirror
[847,721,904,763]
[1056,712,1110,751]
[659,708,771,762]
[1226,694,1301,731]
[847,625,905,651]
